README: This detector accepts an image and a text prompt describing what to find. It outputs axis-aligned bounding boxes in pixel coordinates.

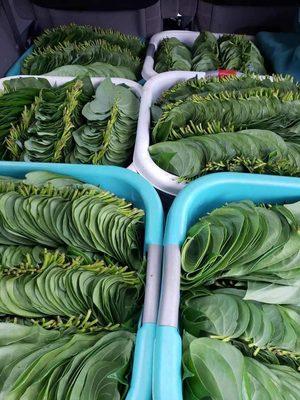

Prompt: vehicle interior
[1,2,300,400]
[1,0,300,76]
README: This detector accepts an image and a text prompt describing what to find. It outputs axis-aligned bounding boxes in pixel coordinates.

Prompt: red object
[218,69,237,77]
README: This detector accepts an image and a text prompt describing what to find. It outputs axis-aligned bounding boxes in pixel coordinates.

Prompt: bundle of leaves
[150,129,300,180]
[45,62,137,80]
[1,77,139,166]
[152,88,300,143]
[0,319,135,399]
[154,31,266,74]
[182,289,300,369]
[22,24,145,79]
[0,170,145,398]
[150,74,300,181]
[183,335,300,400]
[0,78,51,159]
[70,79,140,165]
[33,23,144,56]
[157,74,298,105]
[191,31,219,71]
[180,199,300,399]
[181,200,300,292]
[0,171,144,269]
[155,38,192,73]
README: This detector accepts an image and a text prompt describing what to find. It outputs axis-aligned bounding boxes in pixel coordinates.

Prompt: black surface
[31,0,159,11]
[202,0,300,5]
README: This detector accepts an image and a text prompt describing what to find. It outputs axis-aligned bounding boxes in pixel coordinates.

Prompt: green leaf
[183,336,245,400]
[3,78,51,93]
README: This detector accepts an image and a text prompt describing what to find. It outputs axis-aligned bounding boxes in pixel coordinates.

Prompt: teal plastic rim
[5,46,33,76]
[154,172,300,400]
[0,162,164,400]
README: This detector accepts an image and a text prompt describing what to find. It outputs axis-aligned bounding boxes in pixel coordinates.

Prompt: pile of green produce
[0,77,139,165]
[181,200,300,399]
[149,74,300,181]
[22,23,145,80]
[0,170,145,398]
[155,31,266,74]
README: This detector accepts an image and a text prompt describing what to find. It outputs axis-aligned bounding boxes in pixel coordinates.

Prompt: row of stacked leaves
[0,170,145,399]
[150,74,300,181]
[0,76,139,165]
[155,32,266,74]
[21,24,145,80]
[181,200,300,399]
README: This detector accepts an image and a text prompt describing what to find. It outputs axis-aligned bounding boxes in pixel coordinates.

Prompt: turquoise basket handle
[126,323,156,400]
[153,326,183,400]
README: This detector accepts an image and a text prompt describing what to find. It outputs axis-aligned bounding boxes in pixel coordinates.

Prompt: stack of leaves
[155,38,192,73]
[155,31,266,74]
[70,79,140,165]
[0,81,48,159]
[191,31,219,71]
[22,23,145,80]
[180,200,300,399]
[181,200,300,293]
[183,335,300,400]
[149,74,300,181]
[0,77,139,166]
[0,320,135,399]
[0,170,145,398]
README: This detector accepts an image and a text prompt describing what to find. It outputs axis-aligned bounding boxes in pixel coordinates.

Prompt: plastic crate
[154,172,300,400]
[0,75,142,169]
[142,30,254,80]
[0,162,164,400]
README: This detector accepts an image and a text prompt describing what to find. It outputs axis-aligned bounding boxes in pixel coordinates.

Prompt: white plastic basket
[142,30,254,81]
[133,71,206,196]
[133,70,270,197]
[0,75,142,169]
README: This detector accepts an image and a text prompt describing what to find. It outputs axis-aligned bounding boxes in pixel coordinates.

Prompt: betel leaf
[1,76,138,167]
[154,31,266,74]
[181,199,300,290]
[149,129,300,180]
[0,322,135,400]
[218,34,266,74]
[0,87,42,159]
[33,23,145,57]
[182,290,300,367]
[46,62,137,80]
[71,79,139,166]
[155,38,192,73]
[152,88,300,142]
[191,32,219,71]
[0,171,145,270]
[22,36,142,78]
[0,170,145,398]
[157,74,298,106]
[150,74,300,181]
[3,77,94,162]
[244,282,300,305]
[183,335,245,400]
[3,77,51,92]
[0,256,142,327]
[183,335,299,400]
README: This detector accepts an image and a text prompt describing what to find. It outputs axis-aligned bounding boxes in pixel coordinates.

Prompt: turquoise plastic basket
[0,161,164,400]
[154,172,300,400]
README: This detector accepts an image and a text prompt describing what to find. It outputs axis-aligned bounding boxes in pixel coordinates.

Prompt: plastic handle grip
[126,323,156,400]
[153,326,183,400]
